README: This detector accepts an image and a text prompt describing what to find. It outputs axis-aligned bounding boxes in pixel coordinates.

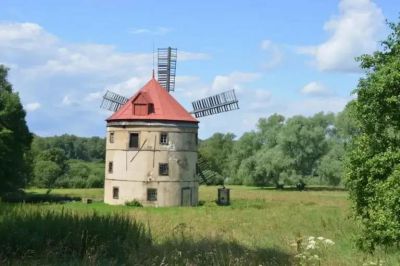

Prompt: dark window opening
[159,163,169,176]
[129,133,139,148]
[147,188,157,201]
[160,133,168,145]
[113,187,119,199]
[109,132,114,143]
[108,161,113,173]
[148,103,154,114]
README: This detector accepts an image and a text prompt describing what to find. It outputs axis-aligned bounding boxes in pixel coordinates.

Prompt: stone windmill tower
[101,48,239,206]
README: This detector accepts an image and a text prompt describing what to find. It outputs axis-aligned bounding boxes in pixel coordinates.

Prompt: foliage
[199,111,348,187]
[31,134,105,162]
[346,21,400,251]
[0,65,32,195]
[31,134,105,189]
[125,199,144,207]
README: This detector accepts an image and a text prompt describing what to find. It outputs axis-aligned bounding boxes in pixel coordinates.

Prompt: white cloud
[0,22,210,136]
[297,0,384,72]
[301,81,332,96]
[260,40,283,69]
[129,26,171,35]
[212,71,261,92]
[25,102,41,112]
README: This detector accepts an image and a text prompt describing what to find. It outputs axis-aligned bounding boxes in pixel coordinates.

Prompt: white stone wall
[104,121,199,206]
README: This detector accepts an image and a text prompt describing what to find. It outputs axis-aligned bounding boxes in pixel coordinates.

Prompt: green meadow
[1,186,399,265]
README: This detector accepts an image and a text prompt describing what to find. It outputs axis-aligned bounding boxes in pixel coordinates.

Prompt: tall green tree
[346,21,400,251]
[279,113,331,176]
[0,65,32,194]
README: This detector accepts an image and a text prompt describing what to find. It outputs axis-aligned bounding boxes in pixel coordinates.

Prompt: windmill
[100,47,240,188]
[101,47,239,117]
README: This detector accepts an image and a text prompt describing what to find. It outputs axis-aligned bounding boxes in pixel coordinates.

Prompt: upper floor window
[108,161,113,173]
[160,133,168,145]
[159,163,169,176]
[129,133,139,148]
[109,132,114,143]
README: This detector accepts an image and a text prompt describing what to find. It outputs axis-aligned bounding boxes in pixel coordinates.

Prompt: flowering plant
[290,236,335,265]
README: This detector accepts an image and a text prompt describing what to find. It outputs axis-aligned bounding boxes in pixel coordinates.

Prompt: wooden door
[181,188,192,206]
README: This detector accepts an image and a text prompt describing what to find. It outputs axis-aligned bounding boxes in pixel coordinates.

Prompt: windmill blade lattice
[100,90,129,112]
[157,47,177,92]
[191,90,239,118]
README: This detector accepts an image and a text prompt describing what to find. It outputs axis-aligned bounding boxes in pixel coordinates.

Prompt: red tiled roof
[107,78,198,123]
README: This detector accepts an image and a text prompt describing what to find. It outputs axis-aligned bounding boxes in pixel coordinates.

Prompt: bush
[86,175,104,188]
[125,199,143,207]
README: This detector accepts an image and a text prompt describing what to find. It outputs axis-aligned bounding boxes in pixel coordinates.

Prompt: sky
[0,0,398,139]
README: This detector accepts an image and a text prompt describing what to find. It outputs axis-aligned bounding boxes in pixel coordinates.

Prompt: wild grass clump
[0,205,151,263]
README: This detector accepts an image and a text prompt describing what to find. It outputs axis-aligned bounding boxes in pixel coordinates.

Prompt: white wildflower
[308,236,315,241]
[324,239,335,245]
[317,236,324,240]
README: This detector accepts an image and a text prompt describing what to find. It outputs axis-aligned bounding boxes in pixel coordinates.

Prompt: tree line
[31,135,105,189]
[198,108,356,187]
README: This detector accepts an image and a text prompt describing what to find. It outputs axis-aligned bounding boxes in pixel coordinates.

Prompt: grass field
[3,186,399,265]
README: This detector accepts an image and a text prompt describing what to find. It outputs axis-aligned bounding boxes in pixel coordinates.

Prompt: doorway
[181,187,192,206]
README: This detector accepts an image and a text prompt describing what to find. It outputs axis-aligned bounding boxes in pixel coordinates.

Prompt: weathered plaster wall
[104,121,198,206]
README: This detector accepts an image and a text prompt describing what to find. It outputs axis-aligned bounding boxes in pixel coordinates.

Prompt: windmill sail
[191,89,239,118]
[100,90,129,112]
[157,47,177,92]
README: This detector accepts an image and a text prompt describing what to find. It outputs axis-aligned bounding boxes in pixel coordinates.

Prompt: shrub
[125,199,143,207]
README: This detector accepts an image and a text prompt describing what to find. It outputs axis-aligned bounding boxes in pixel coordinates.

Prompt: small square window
[129,133,139,148]
[108,161,113,173]
[147,188,157,201]
[113,187,119,199]
[159,163,169,176]
[109,132,114,143]
[160,133,168,145]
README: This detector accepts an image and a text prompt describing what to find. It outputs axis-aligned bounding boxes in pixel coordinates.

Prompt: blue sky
[0,0,398,139]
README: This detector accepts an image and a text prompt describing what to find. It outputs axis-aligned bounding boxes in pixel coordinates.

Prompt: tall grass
[0,205,151,263]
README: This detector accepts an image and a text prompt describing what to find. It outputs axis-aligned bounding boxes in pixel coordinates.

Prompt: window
[129,133,139,148]
[147,188,157,201]
[195,133,198,146]
[109,132,114,143]
[108,161,113,173]
[159,163,169,176]
[160,133,168,145]
[113,187,119,199]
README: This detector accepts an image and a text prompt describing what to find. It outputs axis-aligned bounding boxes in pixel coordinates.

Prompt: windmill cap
[106,78,199,123]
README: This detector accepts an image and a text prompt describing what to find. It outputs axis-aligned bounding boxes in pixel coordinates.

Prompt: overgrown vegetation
[2,186,399,265]
[198,111,355,187]
[31,135,105,189]
[0,65,32,195]
[346,21,400,251]
[0,205,151,263]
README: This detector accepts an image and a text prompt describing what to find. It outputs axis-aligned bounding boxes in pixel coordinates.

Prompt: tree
[33,160,62,190]
[278,114,330,177]
[346,21,400,251]
[0,65,32,194]
[198,133,235,179]
[33,148,67,189]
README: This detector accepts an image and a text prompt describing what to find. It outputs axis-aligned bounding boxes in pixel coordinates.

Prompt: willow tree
[346,21,400,251]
